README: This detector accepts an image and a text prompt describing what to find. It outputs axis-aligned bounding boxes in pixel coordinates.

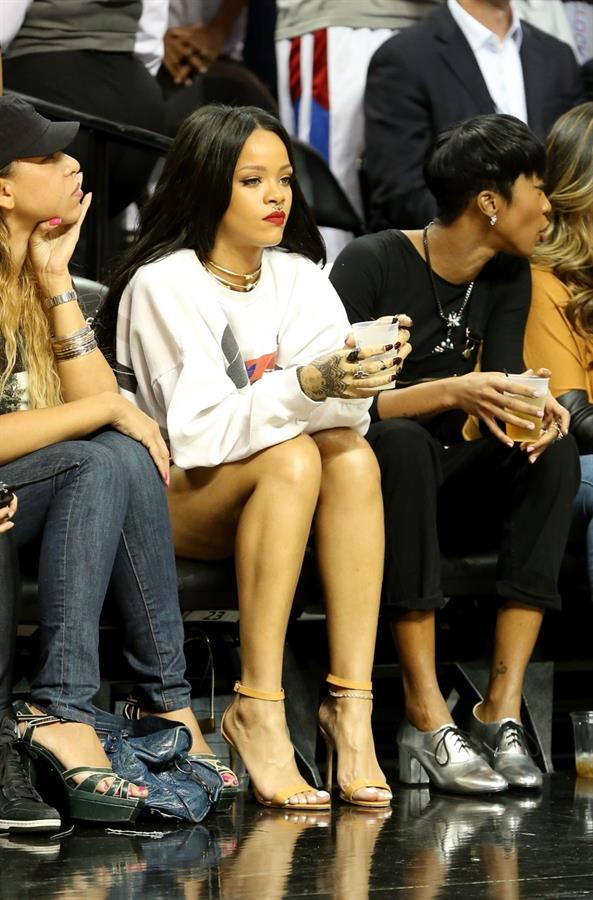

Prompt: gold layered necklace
[204,258,262,292]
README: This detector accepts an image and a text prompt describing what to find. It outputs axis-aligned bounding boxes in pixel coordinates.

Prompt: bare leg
[390,611,452,732]
[477,601,544,723]
[168,435,329,805]
[313,428,391,802]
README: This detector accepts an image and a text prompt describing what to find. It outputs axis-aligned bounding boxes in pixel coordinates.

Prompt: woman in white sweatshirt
[97,104,410,811]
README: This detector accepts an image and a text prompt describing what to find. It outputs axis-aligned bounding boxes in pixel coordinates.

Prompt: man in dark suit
[364,0,584,231]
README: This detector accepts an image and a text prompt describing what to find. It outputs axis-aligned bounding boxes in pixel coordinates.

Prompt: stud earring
[490,214,497,226]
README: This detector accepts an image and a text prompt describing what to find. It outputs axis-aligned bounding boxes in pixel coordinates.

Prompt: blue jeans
[0,430,191,725]
[571,453,593,599]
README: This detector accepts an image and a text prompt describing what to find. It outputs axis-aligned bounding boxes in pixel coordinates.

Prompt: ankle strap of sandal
[326,674,372,692]
[233,681,285,701]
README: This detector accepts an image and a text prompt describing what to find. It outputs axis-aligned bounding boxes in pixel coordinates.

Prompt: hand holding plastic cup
[504,374,549,442]
[352,320,399,391]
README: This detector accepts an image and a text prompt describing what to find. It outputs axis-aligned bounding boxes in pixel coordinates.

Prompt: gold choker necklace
[204,259,262,292]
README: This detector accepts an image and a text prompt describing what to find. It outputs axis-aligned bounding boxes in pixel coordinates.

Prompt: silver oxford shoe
[469,706,543,790]
[397,720,508,795]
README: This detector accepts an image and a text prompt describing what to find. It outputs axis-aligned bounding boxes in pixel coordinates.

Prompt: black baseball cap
[0,95,79,170]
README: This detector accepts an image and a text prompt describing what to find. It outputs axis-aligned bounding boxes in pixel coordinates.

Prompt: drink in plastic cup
[504,374,549,442]
[570,711,593,778]
[352,320,399,392]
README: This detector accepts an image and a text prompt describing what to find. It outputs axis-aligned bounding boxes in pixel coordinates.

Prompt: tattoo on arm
[297,353,350,401]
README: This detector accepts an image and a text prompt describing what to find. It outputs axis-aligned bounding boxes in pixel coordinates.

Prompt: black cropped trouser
[366,420,581,613]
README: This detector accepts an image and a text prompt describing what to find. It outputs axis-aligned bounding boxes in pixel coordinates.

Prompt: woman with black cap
[0,96,235,831]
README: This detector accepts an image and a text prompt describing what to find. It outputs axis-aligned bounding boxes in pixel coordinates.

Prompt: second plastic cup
[504,374,549,442]
[352,320,399,392]
[571,712,593,778]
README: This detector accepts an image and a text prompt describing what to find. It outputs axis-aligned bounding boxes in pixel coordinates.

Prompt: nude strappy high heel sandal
[220,681,331,811]
[319,674,392,809]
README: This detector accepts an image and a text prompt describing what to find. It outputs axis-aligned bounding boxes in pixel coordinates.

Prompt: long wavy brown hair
[533,102,593,336]
[0,163,61,408]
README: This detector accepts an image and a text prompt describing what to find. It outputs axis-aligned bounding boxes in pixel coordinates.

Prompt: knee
[261,434,322,492]
[367,419,438,471]
[315,428,381,492]
[580,454,593,491]
[536,433,580,493]
[92,432,158,484]
[77,440,130,493]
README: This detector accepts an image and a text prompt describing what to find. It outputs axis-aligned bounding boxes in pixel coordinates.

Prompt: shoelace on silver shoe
[433,727,482,767]
[496,721,538,757]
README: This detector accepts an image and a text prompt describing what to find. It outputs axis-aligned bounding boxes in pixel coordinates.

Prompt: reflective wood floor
[3,772,593,899]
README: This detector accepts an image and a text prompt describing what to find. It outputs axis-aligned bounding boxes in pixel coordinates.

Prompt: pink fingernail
[48,217,62,225]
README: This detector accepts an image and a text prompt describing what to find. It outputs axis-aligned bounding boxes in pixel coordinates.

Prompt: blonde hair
[0,165,61,408]
[533,102,593,336]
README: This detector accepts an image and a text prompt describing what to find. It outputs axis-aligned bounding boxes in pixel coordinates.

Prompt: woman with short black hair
[331,114,580,794]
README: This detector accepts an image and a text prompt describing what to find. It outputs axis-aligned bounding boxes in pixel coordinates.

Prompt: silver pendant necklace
[422,223,475,354]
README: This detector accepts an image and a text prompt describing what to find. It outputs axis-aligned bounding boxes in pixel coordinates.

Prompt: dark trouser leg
[438,436,580,729]
[366,419,446,611]
[367,420,452,730]
[438,435,580,609]
[0,534,19,717]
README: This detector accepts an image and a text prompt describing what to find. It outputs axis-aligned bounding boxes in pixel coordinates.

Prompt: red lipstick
[263,211,286,225]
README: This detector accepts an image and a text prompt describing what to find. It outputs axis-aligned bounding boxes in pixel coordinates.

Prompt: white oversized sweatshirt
[116,247,371,469]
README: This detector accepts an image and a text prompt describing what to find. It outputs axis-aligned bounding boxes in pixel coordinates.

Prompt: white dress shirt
[448,0,528,124]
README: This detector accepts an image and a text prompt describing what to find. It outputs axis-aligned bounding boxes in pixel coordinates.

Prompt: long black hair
[424,114,546,225]
[97,105,326,357]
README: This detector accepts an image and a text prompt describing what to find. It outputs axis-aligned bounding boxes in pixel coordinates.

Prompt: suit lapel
[519,24,545,135]
[432,6,496,113]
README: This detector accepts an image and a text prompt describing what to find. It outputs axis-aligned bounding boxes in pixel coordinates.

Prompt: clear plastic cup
[570,711,593,778]
[352,320,399,392]
[504,374,549,442]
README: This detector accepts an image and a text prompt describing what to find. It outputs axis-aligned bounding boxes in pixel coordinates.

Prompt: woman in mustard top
[525,102,593,596]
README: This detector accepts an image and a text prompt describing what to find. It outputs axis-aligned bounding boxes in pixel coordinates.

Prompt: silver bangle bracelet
[51,324,91,344]
[44,289,77,311]
[53,339,98,361]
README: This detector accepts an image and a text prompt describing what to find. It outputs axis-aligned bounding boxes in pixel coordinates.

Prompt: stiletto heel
[324,741,334,793]
[15,702,144,823]
[221,681,331,811]
[121,697,240,812]
[319,675,392,809]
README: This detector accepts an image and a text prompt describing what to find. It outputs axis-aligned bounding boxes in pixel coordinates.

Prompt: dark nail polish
[391,373,398,382]
[394,356,402,365]
[347,350,359,363]
[394,342,401,350]
[384,343,394,352]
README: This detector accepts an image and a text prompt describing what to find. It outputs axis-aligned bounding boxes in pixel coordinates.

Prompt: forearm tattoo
[297,353,350,400]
